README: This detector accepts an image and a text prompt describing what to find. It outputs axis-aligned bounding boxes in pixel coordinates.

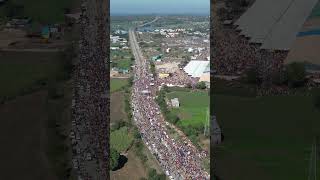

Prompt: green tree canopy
[110,148,120,170]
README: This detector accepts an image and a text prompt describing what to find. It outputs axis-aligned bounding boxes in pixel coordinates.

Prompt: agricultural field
[110,127,134,152]
[0,51,73,180]
[166,89,209,128]
[110,78,129,93]
[111,50,134,70]
[0,51,61,100]
[214,94,320,180]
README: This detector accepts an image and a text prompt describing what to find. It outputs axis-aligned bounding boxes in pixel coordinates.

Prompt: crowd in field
[71,5,108,180]
[156,69,199,88]
[131,29,209,179]
[213,25,288,77]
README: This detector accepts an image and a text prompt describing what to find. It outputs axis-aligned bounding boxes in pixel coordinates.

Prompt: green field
[214,94,320,180]
[111,50,133,70]
[111,78,129,93]
[110,127,134,153]
[310,1,320,18]
[167,89,209,128]
[0,0,76,23]
[0,52,61,99]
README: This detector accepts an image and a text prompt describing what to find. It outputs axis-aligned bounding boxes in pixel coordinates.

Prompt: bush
[196,81,207,89]
[286,62,306,87]
[110,148,120,170]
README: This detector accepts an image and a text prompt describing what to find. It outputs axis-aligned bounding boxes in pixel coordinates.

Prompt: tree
[286,62,306,87]
[196,81,207,89]
[110,148,120,170]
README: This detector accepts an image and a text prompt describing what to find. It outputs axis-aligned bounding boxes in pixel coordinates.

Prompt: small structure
[159,73,170,79]
[171,98,180,108]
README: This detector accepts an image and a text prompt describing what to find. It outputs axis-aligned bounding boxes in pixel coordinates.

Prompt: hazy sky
[111,0,209,15]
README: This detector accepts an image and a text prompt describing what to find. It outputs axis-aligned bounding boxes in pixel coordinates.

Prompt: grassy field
[111,78,129,93]
[0,51,61,99]
[0,50,73,179]
[166,89,209,128]
[110,127,134,153]
[110,91,127,123]
[111,50,133,70]
[214,94,320,180]
[0,0,76,23]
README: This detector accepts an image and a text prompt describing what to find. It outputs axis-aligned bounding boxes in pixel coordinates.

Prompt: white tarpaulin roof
[183,60,210,78]
[235,0,318,50]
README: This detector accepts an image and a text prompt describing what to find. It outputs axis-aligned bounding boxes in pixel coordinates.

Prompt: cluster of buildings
[110,34,129,50]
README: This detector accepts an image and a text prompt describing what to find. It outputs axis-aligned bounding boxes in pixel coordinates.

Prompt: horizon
[111,0,209,15]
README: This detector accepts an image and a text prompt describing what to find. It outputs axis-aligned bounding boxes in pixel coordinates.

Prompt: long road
[129,18,210,180]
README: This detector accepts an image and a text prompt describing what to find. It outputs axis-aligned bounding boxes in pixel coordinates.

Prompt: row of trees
[156,86,180,124]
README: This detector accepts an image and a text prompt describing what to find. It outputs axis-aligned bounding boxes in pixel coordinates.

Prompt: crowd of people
[156,69,199,88]
[131,29,210,179]
[71,4,108,180]
[213,23,288,78]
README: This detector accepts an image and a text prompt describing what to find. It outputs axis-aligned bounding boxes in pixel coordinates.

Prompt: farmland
[214,94,320,180]
[110,127,134,152]
[0,51,61,100]
[166,89,209,128]
[110,78,129,93]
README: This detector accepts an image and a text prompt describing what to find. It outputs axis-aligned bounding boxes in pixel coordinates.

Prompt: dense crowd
[130,29,210,179]
[156,69,199,88]
[213,24,287,77]
[71,3,108,180]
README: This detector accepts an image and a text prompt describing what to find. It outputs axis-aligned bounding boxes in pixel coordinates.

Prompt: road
[129,18,210,180]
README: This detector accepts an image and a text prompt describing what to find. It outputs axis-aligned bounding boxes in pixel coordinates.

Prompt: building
[183,60,210,78]
[171,98,180,108]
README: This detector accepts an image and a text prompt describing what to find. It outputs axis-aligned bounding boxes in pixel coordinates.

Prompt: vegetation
[111,78,129,93]
[110,127,134,152]
[156,88,180,124]
[285,62,306,87]
[0,0,74,23]
[195,81,207,89]
[214,93,320,180]
[147,168,166,180]
[110,148,120,171]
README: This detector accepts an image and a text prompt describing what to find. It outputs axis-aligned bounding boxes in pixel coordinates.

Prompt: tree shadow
[112,155,128,171]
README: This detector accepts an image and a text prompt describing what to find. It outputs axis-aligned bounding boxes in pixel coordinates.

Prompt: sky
[110,0,210,15]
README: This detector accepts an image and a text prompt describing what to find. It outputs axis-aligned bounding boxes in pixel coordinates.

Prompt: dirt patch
[0,91,57,180]
[110,149,147,180]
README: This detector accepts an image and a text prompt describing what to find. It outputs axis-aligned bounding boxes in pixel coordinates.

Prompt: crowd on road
[71,3,108,180]
[130,28,210,180]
